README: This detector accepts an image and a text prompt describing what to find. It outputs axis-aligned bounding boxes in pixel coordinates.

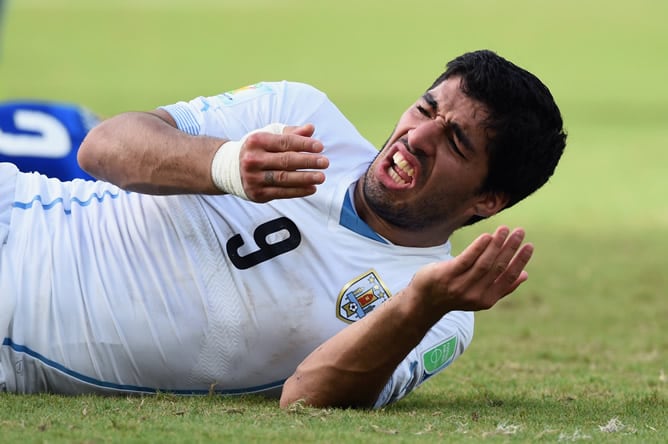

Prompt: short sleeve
[373,310,475,408]
[159,81,328,141]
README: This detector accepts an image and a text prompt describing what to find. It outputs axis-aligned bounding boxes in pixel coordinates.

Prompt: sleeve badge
[216,82,275,106]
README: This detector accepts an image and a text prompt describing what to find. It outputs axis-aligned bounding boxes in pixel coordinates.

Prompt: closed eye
[445,127,466,159]
[449,137,466,158]
[416,104,430,117]
[417,92,438,117]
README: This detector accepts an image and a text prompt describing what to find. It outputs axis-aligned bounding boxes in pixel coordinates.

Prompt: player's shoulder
[244,81,334,123]
[207,81,328,110]
[279,80,326,94]
[259,80,329,103]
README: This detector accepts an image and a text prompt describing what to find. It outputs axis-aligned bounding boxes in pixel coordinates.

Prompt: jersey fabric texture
[0,100,99,181]
[0,81,474,407]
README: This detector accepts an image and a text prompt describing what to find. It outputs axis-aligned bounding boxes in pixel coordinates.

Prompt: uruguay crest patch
[336,270,392,323]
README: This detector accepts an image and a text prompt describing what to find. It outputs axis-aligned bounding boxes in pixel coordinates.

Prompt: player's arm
[280,226,533,409]
[78,110,219,194]
[77,110,328,200]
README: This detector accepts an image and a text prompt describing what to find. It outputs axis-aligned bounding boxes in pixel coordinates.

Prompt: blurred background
[1,0,666,404]
[2,1,666,217]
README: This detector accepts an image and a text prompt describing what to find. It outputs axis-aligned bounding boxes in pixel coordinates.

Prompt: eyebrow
[422,92,476,154]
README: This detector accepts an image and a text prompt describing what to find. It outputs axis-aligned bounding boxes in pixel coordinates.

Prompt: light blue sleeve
[373,310,475,408]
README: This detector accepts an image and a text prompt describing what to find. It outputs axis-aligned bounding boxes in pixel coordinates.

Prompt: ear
[473,192,510,218]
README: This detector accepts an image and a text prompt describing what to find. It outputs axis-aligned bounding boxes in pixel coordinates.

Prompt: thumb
[283,123,315,137]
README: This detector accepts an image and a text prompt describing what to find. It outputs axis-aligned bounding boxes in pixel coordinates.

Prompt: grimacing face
[356,77,504,246]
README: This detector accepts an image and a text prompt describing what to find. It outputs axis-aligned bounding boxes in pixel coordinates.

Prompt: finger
[244,169,325,189]
[487,227,526,279]
[244,151,329,173]
[470,228,529,295]
[272,151,329,171]
[282,124,316,138]
[276,132,324,154]
[262,170,326,187]
[246,131,324,154]
[248,185,319,203]
[449,231,494,274]
[240,148,329,176]
[466,226,511,278]
[494,242,534,292]
[471,231,532,309]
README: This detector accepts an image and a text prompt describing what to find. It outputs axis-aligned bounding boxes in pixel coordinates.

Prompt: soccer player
[0,50,566,408]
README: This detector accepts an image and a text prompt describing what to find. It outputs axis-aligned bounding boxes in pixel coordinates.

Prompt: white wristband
[211,139,247,199]
[211,123,286,199]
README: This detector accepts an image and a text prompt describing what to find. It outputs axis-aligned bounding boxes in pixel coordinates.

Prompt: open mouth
[388,151,415,185]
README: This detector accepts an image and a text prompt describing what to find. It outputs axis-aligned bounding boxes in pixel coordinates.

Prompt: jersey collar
[339,188,389,244]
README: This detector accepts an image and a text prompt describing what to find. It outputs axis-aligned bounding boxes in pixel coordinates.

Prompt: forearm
[78,110,223,194]
[280,287,442,409]
[280,228,533,409]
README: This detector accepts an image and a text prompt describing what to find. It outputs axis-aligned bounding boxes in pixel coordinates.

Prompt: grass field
[1,0,667,442]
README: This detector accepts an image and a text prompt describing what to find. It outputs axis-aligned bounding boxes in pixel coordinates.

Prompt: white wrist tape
[211,139,247,198]
[211,123,286,199]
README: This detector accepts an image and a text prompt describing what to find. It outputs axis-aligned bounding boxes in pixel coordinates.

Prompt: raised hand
[409,226,534,315]
[239,124,329,202]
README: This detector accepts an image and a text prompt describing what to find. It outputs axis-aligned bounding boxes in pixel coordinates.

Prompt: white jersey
[0,81,473,407]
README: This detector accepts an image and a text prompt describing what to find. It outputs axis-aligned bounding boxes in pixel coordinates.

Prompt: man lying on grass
[0,50,566,408]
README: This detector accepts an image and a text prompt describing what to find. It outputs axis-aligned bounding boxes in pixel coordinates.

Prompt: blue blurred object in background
[0,100,99,180]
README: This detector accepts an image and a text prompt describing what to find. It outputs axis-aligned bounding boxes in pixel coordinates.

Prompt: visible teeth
[388,167,407,184]
[392,152,415,177]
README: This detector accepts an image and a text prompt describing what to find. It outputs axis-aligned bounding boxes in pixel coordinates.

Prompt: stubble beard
[362,133,451,232]
[361,160,446,231]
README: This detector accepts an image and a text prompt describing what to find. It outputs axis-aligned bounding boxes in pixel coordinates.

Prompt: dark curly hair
[430,50,567,226]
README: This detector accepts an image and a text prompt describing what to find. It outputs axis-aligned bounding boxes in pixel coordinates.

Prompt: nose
[406,120,440,157]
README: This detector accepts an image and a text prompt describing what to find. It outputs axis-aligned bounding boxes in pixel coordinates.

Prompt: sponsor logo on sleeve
[217,83,275,106]
[336,269,392,323]
[422,336,458,375]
